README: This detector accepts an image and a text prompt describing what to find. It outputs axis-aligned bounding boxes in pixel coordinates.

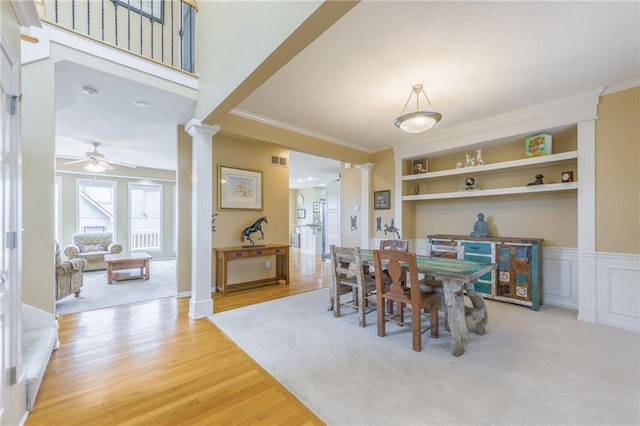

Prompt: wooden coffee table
[104,252,152,284]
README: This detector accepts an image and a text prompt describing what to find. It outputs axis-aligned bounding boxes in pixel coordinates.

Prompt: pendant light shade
[394,84,442,133]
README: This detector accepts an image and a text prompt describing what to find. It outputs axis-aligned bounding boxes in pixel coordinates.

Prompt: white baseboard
[189,298,213,319]
[22,304,56,331]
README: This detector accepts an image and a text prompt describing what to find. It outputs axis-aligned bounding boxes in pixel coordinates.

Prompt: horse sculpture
[242,216,268,246]
[383,219,401,240]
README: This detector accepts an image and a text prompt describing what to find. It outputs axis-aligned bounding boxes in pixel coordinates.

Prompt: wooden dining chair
[377,239,410,314]
[329,245,377,327]
[373,249,439,351]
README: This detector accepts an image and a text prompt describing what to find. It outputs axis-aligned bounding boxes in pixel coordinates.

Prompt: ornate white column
[185,119,220,319]
[357,163,374,248]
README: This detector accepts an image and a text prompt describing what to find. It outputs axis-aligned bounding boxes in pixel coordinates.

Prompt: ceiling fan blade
[107,159,137,168]
[63,159,86,165]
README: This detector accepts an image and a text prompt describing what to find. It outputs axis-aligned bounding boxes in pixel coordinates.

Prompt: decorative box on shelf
[525,133,552,157]
[427,234,544,311]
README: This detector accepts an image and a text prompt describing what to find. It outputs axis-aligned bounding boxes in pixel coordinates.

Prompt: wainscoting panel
[596,252,640,332]
[543,247,578,310]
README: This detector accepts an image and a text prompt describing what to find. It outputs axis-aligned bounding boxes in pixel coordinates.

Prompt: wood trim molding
[20,34,39,43]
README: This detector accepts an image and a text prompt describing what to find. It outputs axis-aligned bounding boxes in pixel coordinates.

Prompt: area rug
[209,288,640,426]
[56,259,176,315]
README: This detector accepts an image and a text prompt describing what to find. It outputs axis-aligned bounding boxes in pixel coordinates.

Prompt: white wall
[194,1,322,120]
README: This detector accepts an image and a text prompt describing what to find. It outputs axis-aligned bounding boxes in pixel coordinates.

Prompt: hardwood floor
[27,249,332,425]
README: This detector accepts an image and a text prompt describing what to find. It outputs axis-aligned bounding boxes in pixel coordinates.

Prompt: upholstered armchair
[63,232,123,271]
[55,241,85,301]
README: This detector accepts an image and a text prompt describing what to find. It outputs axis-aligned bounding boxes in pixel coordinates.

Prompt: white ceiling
[55,1,639,184]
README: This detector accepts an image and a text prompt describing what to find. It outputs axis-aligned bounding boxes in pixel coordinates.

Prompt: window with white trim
[129,183,162,251]
[77,180,116,234]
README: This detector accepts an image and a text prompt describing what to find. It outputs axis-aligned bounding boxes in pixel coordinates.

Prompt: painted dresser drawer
[462,241,493,254]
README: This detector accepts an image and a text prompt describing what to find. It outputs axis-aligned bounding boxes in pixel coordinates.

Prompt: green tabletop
[359,249,495,281]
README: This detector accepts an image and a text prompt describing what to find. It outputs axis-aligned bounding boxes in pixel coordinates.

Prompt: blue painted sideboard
[427,234,544,311]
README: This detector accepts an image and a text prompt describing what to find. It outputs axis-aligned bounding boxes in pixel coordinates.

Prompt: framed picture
[412,159,428,174]
[313,202,320,213]
[113,0,164,23]
[374,190,391,210]
[218,165,263,210]
[297,209,306,219]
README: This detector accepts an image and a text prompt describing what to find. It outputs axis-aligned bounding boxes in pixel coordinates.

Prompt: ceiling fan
[63,142,137,171]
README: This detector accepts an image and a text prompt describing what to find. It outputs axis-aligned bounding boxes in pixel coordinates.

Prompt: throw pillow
[78,244,104,253]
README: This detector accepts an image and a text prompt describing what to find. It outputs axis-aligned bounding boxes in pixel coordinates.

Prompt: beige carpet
[56,259,176,315]
[209,288,640,426]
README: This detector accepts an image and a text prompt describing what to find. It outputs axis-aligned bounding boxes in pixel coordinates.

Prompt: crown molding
[602,78,640,96]
[230,108,375,154]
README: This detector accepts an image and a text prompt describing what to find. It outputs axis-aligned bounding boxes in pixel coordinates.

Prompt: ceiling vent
[270,155,288,167]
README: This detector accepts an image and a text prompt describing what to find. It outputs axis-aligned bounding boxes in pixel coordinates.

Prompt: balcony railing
[131,230,160,250]
[42,0,196,73]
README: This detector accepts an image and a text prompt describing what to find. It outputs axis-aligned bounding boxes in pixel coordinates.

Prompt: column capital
[185,119,220,137]
[356,162,375,173]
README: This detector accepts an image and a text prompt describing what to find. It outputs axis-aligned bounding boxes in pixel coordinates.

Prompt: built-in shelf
[402,151,578,181]
[402,182,578,201]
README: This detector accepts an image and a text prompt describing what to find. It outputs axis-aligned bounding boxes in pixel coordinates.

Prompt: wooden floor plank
[27,249,330,425]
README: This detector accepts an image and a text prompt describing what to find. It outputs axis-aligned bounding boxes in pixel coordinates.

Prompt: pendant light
[394,84,442,133]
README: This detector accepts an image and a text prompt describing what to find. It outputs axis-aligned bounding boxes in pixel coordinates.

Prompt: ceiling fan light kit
[62,142,136,171]
[394,84,442,133]
[85,160,107,172]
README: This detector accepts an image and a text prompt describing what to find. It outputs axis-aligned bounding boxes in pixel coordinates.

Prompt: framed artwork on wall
[313,202,320,213]
[218,165,263,210]
[374,190,391,210]
[297,209,306,219]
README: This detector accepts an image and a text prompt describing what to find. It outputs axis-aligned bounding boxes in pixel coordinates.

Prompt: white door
[0,33,22,425]
[325,181,340,249]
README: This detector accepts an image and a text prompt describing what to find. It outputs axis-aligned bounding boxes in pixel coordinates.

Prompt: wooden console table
[214,244,290,295]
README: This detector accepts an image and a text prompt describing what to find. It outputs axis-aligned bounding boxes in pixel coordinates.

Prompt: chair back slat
[373,249,420,299]
[329,245,376,327]
[380,239,410,251]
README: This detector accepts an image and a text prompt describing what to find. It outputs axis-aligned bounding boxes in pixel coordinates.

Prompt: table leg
[107,263,113,284]
[144,259,150,280]
[442,279,468,357]
[463,282,488,335]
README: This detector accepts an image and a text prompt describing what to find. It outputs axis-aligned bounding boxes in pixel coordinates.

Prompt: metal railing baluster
[171,0,174,67]
[127,0,131,51]
[87,0,90,36]
[114,2,118,46]
[101,0,105,40]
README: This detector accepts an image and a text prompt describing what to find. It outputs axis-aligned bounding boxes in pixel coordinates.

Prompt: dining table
[358,249,496,357]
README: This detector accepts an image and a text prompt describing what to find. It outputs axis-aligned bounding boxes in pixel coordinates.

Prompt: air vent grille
[270,155,288,167]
